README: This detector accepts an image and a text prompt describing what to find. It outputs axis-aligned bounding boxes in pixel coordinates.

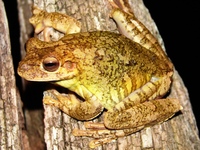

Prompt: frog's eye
[43,57,59,72]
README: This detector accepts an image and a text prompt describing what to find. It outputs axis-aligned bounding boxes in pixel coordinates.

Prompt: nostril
[19,63,31,71]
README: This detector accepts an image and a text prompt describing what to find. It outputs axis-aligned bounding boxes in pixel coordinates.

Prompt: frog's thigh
[104,98,181,129]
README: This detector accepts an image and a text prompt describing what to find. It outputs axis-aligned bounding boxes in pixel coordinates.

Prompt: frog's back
[61,31,169,78]
[61,31,171,109]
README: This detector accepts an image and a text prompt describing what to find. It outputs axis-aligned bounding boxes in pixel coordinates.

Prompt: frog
[17,0,182,148]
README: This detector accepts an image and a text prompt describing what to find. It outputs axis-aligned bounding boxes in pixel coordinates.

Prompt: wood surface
[1,0,200,149]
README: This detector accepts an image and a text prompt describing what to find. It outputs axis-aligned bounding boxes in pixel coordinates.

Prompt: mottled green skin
[18,31,170,111]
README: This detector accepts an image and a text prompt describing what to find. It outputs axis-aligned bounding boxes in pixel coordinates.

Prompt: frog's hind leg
[104,98,181,130]
[73,98,180,148]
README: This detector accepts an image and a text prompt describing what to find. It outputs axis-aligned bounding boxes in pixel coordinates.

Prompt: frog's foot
[43,89,78,115]
[72,122,143,148]
[29,6,81,41]
[73,127,119,148]
[108,0,133,15]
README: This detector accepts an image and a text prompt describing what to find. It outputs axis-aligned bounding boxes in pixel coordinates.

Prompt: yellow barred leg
[109,2,173,69]
[108,0,134,15]
[113,76,172,112]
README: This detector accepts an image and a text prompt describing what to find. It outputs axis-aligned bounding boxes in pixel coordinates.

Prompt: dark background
[143,0,199,132]
[3,0,200,133]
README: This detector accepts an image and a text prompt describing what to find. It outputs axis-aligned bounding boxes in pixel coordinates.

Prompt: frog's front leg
[43,90,104,120]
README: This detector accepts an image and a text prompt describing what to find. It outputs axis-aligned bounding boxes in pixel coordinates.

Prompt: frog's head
[17,38,79,82]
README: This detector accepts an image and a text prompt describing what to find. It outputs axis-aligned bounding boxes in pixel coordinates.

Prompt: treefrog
[17,1,182,148]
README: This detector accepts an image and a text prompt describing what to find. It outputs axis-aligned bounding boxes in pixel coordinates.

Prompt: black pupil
[45,62,57,67]
[43,57,59,72]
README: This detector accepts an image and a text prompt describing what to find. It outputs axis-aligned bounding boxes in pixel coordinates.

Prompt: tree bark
[2,0,199,149]
[0,1,30,149]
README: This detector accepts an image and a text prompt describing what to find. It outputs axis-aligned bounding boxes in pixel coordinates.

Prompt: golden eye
[43,57,59,72]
